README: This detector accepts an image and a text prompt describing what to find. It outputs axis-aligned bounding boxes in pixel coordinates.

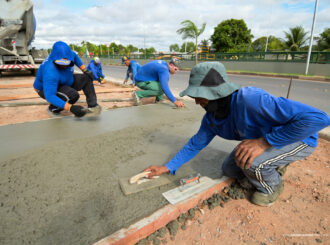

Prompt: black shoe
[46,107,62,117]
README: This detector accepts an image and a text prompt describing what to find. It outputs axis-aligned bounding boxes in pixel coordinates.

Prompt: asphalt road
[103,65,330,115]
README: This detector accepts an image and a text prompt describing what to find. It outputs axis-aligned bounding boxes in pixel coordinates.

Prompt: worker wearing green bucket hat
[144,61,329,207]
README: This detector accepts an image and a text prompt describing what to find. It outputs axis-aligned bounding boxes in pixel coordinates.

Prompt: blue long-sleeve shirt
[125,60,141,85]
[165,87,330,174]
[135,60,176,102]
[87,60,105,80]
[33,41,84,109]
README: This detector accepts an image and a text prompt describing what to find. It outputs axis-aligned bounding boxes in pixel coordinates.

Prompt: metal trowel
[162,173,218,205]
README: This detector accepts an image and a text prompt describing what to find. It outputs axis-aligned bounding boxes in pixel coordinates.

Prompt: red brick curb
[93,177,234,245]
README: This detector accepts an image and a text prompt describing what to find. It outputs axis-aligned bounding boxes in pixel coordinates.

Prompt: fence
[93,51,330,64]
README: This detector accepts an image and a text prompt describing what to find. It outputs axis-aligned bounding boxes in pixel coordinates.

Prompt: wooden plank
[0,88,135,101]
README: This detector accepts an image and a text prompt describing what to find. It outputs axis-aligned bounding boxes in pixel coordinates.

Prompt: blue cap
[54,58,71,66]
[122,56,130,64]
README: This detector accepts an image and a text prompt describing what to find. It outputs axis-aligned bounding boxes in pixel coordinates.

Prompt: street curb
[93,177,234,245]
[226,71,330,82]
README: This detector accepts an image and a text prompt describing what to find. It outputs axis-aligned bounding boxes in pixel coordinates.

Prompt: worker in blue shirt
[144,62,329,207]
[87,57,105,84]
[122,56,141,87]
[33,41,101,118]
[133,59,185,107]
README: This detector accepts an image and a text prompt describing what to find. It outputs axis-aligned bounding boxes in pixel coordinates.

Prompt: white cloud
[30,0,329,51]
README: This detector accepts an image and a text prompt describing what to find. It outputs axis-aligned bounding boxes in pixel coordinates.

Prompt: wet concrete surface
[0,102,238,245]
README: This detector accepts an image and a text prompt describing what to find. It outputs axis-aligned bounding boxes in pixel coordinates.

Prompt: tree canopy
[316,28,330,51]
[210,19,253,52]
[283,26,309,51]
[169,44,180,52]
[177,20,206,63]
[180,42,196,53]
[252,36,284,51]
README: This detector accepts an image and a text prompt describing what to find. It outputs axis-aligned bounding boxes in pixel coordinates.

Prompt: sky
[31,0,330,52]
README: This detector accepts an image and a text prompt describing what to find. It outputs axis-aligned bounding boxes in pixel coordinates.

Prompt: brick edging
[93,178,234,245]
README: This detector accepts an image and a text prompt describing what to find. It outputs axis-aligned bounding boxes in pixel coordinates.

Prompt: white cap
[94,57,100,64]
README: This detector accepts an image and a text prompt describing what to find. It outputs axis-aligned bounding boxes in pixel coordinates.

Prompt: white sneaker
[85,105,102,117]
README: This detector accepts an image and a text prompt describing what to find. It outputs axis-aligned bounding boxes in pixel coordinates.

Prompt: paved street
[103,65,330,114]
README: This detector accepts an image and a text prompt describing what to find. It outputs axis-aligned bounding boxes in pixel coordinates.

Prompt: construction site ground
[0,73,329,245]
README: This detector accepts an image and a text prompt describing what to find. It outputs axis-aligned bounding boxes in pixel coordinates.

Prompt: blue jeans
[222,141,315,194]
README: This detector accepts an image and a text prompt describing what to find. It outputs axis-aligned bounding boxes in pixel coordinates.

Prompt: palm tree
[283,26,309,51]
[177,20,206,64]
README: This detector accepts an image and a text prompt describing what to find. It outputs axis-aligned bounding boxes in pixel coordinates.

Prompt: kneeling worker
[122,56,140,87]
[145,62,329,207]
[33,41,101,117]
[87,57,105,84]
[133,59,185,107]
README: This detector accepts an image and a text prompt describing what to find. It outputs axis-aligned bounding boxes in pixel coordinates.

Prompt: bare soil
[141,139,329,245]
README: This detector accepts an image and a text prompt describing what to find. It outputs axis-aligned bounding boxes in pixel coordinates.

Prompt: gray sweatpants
[222,141,315,194]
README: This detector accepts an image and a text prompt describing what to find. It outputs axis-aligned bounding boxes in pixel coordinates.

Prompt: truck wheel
[32,69,38,76]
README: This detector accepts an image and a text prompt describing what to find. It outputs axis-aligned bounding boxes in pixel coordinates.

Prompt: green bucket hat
[180,62,240,100]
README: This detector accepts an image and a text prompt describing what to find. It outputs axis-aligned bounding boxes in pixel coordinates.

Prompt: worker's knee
[222,159,245,179]
[68,91,80,104]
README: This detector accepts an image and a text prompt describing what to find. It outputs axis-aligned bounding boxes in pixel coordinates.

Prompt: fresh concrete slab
[0,102,238,245]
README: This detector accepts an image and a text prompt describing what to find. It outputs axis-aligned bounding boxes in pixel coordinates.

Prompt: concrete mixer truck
[0,0,48,76]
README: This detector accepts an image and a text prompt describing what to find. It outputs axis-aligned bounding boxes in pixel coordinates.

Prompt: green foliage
[139,47,156,55]
[169,44,180,52]
[177,20,206,41]
[316,28,330,51]
[67,42,154,56]
[125,44,138,54]
[283,26,309,51]
[177,20,206,63]
[252,36,284,51]
[200,39,209,46]
[180,42,196,53]
[210,19,253,52]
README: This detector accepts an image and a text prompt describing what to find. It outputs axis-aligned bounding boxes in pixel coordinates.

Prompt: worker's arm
[99,64,105,79]
[72,51,84,70]
[163,116,216,175]
[247,92,330,149]
[43,76,68,110]
[88,62,98,80]
[131,63,138,85]
[158,69,176,103]
[72,51,93,80]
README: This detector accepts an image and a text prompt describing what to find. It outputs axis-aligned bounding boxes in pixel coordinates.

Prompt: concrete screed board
[0,102,238,245]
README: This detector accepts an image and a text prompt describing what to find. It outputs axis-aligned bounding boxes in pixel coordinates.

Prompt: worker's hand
[132,84,135,88]
[123,79,128,84]
[70,105,87,117]
[144,165,169,178]
[82,69,94,81]
[235,137,271,169]
[174,100,185,108]
[98,77,104,83]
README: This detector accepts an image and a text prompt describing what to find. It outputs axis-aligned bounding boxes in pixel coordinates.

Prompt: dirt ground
[0,74,329,245]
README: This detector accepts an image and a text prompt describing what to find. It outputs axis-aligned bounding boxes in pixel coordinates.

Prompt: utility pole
[265,36,269,52]
[305,0,318,75]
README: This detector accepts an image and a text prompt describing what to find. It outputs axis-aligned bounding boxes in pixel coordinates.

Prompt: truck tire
[32,69,38,76]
